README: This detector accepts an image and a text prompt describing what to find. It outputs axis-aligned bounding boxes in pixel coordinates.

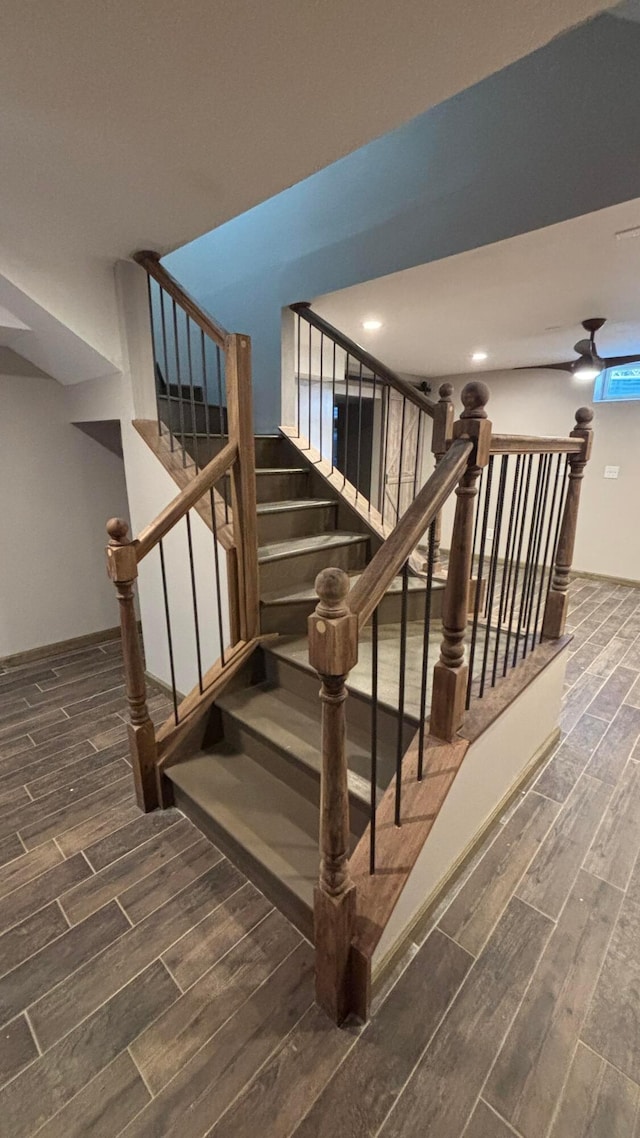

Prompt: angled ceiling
[0,0,613,276]
[312,198,640,377]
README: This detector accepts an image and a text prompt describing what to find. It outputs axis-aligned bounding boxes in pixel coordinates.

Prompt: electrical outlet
[604,465,620,479]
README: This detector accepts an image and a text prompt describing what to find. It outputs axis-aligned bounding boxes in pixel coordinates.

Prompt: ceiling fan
[522,317,640,380]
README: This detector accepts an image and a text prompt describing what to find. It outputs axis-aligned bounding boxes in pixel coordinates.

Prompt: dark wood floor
[0,576,639,1137]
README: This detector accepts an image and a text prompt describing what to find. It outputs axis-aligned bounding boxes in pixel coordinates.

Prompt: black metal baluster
[185,513,203,693]
[355,362,364,501]
[480,455,508,696]
[532,452,564,649]
[492,455,520,686]
[186,315,199,471]
[418,521,436,779]
[331,340,336,474]
[201,330,212,452]
[308,321,312,447]
[381,386,390,525]
[172,300,187,467]
[343,356,350,489]
[370,373,377,514]
[215,343,224,439]
[504,454,533,675]
[158,540,179,724]
[319,332,324,459]
[539,456,570,645]
[394,561,410,826]
[466,456,494,707]
[396,397,407,524]
[147,277,163,438]
[522,453,552,658]
[369,605,379,875]
[513,454,545,665]
[412,410,423,501]
[160,288,175,452]
[471,466,486,578]
[209,487,227,666]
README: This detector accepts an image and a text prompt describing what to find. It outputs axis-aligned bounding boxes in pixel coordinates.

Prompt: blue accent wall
[164,14,640,433]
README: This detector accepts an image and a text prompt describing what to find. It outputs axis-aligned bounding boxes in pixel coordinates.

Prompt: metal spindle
[466,455,494,707]
[539,456,570,645]
[209,487,227,667]
[215,344,224,439]
[480,455,508,695]
[412,411,423,501]
[394,561,410,826]
[417,521,436,779]
[370,373,377,513]
[493,454,523,683]
[503,454,533,675]
[308,321,312,447]
[172,300,187,466]
[369,606,379,875]
[396,398,407,525]
[158,540,179,724]
[186,315,199,470]
[381,386,390,525]
[522,453,552,658]
[343,357,350,490]
[296,313,301,438]
[147,277,163,438]
[355,362,364,501]
[532,453,564,648]
[331,341,336,474]
[185,513,203,693]
[160,289,175,453]
[319,332,324,460]
[201,330,212,453]
[513,454,545,665]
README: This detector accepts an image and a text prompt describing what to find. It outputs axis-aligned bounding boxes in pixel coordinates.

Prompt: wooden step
[166,746,357,941]
[216,680,378,829]
[258,531,368,593]
[256,498,338,544]
[260,570,445,634]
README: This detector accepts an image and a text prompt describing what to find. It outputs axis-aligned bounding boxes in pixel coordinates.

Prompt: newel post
[542,407,594,639]
[431,382,454,573]
[105,519,159,812]
[308,568,358,1024]
[430,382,492,741]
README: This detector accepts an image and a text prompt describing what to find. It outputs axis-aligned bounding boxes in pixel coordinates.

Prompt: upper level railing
[289,301,454,566]
[106,254,260,811]
[307,379,594,1022]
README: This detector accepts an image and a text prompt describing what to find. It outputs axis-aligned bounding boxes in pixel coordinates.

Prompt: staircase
[159,430,442,938]
[107,252,592,1024]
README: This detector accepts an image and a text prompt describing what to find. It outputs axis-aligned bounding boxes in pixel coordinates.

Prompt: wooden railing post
[106,518,159,812]
[430,382,492,741]
[542,407,594,639]
[431,382,454,573]
[308,568,358,1024]
[225,333,260,641]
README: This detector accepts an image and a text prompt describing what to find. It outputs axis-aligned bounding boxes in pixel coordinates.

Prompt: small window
[594,363,640,403]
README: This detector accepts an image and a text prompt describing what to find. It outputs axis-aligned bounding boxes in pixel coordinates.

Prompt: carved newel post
[308,568,358,1024]
[430,382,492,741]
[542,407,594,639]
[431,382,454,573]
[105,519,158,812]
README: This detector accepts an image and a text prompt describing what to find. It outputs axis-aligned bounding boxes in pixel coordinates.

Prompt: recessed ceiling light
[362,319,382,331]
[471,350,488,362]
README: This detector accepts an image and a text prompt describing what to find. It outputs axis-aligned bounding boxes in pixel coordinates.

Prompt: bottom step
[167,746,358,942]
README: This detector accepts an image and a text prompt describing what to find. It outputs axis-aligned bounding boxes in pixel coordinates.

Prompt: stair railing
[107,261,260,811]
[288,302,454,566]
[309,383,594,1022]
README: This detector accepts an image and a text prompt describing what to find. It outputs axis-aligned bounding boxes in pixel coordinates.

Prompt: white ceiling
[0,0,612,275]
[312,197,640,376]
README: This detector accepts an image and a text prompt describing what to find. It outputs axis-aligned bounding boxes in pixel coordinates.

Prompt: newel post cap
[460,380,490,419]
[308,569,358,676]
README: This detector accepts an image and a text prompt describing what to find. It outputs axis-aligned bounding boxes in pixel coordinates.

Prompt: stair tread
[254,467,308,475]
[217,681,375,799]
[166,746,325,911]
[258,531,367,564]
[256,498,336,516]
[261,570,441,606]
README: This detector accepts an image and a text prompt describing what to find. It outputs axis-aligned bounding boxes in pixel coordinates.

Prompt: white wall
[441,369,640,582]
[0,350,131,658]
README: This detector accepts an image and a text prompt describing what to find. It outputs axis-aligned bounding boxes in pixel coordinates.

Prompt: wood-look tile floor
[0,577,639,1137]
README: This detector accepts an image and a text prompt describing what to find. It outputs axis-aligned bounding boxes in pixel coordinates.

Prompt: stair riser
[259,539,368,594]
[171,787,314,941]
[223,470,310,505]
[263,653,414,777]
[195,435,300,470]
[257,503,337,545]
[220,712,369,837]
[260,584,442,635]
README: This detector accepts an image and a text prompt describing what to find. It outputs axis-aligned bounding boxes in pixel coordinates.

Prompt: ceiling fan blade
[515,361,575,372]
[602,354,640,368]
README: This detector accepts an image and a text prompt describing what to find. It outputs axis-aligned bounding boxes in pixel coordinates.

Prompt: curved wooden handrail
[134,439,238,561]
[490,434,583,455]
[291,302,437,418]
[348,437,472,628]
[134,250,229,349]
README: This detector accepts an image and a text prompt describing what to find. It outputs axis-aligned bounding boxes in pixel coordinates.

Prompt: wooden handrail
[134,250,229,349]
[291,302,437,418]
[134,439,238,561]
[490,433,583,455]
[348,437,473,628]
